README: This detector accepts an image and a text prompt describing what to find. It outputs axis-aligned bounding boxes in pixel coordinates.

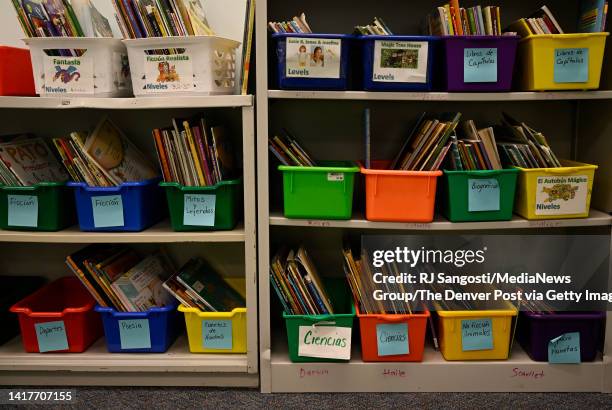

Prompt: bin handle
[311,320,336,327]
[373,314,407,323]
[541,168,581,175]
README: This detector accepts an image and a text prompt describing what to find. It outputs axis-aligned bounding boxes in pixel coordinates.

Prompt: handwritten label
[535,175,588,216]
[548,332,581,363]
[383,368,406,377]
[376,323,409,356]
[285,37,342,79]
[468,178,500,212]
[464,48,497,83]
[143,53,194,93]
[7,195,38,227]
[327,173,344,182]
[299,368,329,378]
[554,48,588,83]
[298,325,351,360]
[372,40,428,83]
[461,318,493,351]
[183,194,216,226]
[511,368,545,379]
[202,320,232,350]
[118,319,151,350]
[35,321,68,352]
[91,195,124,228]
[43,55,94,94]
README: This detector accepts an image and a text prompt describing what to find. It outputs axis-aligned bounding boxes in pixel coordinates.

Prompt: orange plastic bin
[356,303,430,362]
[360,161,442,222]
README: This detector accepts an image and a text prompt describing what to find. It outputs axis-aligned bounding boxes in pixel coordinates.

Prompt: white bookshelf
[0,96,258,387]
[256,0,612,393]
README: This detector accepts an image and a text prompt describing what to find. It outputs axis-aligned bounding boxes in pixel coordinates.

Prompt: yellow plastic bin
[178,277,247,353]
[517,33,609,91]
[514,160,597,220]
[437,305,517,361]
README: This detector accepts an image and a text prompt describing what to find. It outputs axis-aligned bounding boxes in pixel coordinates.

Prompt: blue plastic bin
[68,178,165,232]
[95,303,182,353]
[358,35,438,91]
[272,33,353,90]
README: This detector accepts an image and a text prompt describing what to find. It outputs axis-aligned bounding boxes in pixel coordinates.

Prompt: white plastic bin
[123,36,240,97]
[23,37,132,97]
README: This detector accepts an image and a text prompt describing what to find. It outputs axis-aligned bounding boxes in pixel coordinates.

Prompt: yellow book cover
[183,120,206,186]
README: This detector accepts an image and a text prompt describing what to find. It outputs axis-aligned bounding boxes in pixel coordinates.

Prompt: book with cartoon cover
[0,136,69,186]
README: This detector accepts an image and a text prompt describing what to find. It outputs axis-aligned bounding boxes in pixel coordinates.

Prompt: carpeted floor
[22,388,610,409]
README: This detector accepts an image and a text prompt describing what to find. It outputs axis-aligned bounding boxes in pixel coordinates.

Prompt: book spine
[450,134,463,171]
[184,121,206,186]
[270,274,292,314]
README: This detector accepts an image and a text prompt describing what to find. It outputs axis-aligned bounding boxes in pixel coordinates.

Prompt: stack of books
[267,12,312,33]
[505,5,564,36]
[270,246,334,315]
[53,117,159,186]
[426,2,506,36]
[447,119,503,171]
[153,117,235,187]
[268,131,316,167]
[163,257,245,312]
[66,245,174,312]
[354,17,393,35]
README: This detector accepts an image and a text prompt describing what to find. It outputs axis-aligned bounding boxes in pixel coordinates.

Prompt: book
[240,0,255,95]
[268,12,312,33]
[0,136,69,186]
[579,0,608,32]
[427,3,507,36]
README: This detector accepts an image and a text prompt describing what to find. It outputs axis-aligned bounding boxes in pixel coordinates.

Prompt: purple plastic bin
[518,311,606,362]
[441,35,519,92]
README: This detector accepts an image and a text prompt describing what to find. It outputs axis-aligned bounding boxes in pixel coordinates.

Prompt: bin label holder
[285,37,342,79]
[372,40,428,83]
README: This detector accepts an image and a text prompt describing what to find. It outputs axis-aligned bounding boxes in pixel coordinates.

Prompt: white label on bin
[554,48,589,83]
[35,320,68,352]
[183,194,216,226]
[298,325,351,360]
[372,40,428,83]
[7,195,38,227]
[91,195,124,228]
[463,48,497,83]
[143,53,194,93]
[43,55,94,94]
[285,37,342,79]
[534,175,588,215]
[118,319,151,350]
[468,178,500,212]
[327,172,344,182]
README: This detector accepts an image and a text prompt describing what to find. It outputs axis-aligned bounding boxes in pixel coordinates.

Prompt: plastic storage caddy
[360,160,442,222]
[516,33,609,91]
[518,311,605,362]
[9,276,102,353]
[95,302,182,353]
[279,161,360,220]
[23,37,131,97]
[358,35,437,91]
[68,177,165,232]
[0,46,36,96]
[440,35,519,92]
[272,33,353,90]
[514,160,597,220]
[0,276,46,345]
[439,168,519,222]
[0,182,75,231]
[283,279,355,363]
[160,178,242,231]
[178,277,247,353]
[436,302,517,361]
[356,303,430,362]
[123,36,240,97]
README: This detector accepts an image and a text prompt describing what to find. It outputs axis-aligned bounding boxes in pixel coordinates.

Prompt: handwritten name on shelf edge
[299,368,329,378]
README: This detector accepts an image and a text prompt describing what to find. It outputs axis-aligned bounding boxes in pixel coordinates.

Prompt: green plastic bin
[160,178,242,231]
[0,182,75,231]
[283,279,355,363]
[279,161,360,220]
[440,168,519,222]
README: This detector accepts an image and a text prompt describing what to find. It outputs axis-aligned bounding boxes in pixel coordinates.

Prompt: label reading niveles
[535,175,588,215]
[327,173,344,182]
[463,48,498,83]
[118,319,151,350]
[35,321,68,352]
[554,48,589,83]
[43,55,94,94]
[286,37,342,79]
[298,325,352,360]
[468,178,500,212]
[143,53,194,93]
[183,194,216,226]
[202,320,233,350]
[91,195,124,228]
[548,332,581,363]
[461,318,493,351]
[7,195,38,227]
[373,40,428,83]
[376,323,409,356]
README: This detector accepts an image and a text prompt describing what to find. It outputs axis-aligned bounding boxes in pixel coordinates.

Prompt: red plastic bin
[10,276,102,353]
[0,46,36,96]
[356,303,430,362]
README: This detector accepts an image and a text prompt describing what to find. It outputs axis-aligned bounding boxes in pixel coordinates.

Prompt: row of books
[153,117,235,187]
[267,12,312,34]
[270,246,334,315]
[427,2,505,36]
[353,17,393,36]
[268,132,316,167]
[506,5,565,36]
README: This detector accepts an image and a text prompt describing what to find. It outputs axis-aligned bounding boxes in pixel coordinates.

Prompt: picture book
[0,136,69,186]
